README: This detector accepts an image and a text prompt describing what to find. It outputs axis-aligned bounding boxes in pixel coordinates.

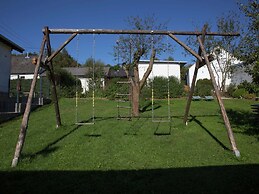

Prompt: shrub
[238,81,259,97]
[195,79,213,97]
[104,78,130,100]
[243,93,256,99]
[232,88,248,98]
[226,83,236,97]
[151,76,184,99]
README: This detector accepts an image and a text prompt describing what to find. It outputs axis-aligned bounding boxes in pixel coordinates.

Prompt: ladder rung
[117,116,132,120]
[117,81,131,84]
[117,100,129,102]
[75,122,95,125]
[117,105,131,108]
[152,120,171,123]
[116,93,131,96]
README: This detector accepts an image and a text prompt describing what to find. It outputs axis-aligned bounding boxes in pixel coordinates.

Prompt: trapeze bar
[45,28,240,36]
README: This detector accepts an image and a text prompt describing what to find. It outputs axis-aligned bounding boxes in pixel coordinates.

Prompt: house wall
[187,50,252,89]
[0,42,11,94]
[78,77,105,93]
[10,74,35,80]
[139,61,181,81]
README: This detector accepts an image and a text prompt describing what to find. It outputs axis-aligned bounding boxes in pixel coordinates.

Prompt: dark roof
[11,55,37,74]
[107,68,133,78]
[139,60,187,67]
[64,67,110,76]
[0,34,24,53]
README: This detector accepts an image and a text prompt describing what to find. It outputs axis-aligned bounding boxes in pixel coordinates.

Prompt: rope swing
[151,35,171,123]
[75,34,95,125]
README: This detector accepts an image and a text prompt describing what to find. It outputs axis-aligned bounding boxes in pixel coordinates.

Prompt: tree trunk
[132,83,140,117]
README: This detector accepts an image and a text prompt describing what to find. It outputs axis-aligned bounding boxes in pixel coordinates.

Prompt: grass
[0,98,258,193]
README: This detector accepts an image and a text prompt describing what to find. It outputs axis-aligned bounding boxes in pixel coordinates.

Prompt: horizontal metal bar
[45,28,240,36]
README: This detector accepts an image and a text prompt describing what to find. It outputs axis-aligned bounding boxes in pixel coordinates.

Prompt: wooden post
[168,33,203,62]
[44,27,62,128]
[197,36,240,157]
[11,37,46,167]
[183,25,207,125]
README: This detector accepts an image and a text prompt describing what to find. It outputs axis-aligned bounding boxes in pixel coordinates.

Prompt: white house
[138,60,187,81]
[186,49,252,90]
[63,67,110,93]
[0,35,24,96]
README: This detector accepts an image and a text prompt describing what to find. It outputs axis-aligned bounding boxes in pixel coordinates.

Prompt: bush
[243,93,256,99]
[151,76,184,99]
[226,84,236,97]
[232,88,248,98]
[238,81,259,97]
[195,79,213,97]
[54,68,81,98]
[104,78,130,100]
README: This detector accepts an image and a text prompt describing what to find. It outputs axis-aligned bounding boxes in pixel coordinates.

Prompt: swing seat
[192,96,202,101]
[205,96,214,101]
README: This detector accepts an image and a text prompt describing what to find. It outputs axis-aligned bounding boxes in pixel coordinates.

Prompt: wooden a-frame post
[183,25,207,125]
[44,27,61,128]
[11,37,47,167]
[197,36,240,157]
[11,28,77,167]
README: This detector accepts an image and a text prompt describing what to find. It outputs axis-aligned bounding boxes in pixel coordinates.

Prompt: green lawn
[0,98,258,193]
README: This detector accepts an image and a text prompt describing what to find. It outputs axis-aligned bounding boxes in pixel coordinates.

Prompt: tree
[238,1,259,84]
[52,48,77,68]
[83,58,106,95]
[114,15,170,116]
[186,13,240,92]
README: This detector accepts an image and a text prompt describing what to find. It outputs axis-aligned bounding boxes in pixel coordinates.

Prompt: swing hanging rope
[151,35,171,123]
[75,34,96,125]
[91,33,96,124]
[75,34,79,124]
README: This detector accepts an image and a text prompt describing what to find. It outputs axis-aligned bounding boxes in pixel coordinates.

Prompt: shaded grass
[0,98,258,193]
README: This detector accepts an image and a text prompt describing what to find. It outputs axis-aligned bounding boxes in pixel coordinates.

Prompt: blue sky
[1,0,244,65]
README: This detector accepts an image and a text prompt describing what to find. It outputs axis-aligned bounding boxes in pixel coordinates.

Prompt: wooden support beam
[183,25,207,125]
[45,28,239,37]
[168,33,203,62]
[197,36,240,157]
[45,32,77,63]
[11,37,47,167]
[44,27,62,128]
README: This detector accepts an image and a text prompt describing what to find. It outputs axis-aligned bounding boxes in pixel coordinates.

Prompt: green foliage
[226,83,236,97]
[52,48,77,68]
[237,80,259,97]
[9,77,50,98]
[114,15,171,64]
[195,79,213,97]
[151,76,184,99]
[232,88,248,98]
[104,78,130,100]
[238,1,259,84]
[53,68,81,98]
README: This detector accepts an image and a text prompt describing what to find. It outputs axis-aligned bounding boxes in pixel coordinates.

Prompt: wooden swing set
[11,25,240,167]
